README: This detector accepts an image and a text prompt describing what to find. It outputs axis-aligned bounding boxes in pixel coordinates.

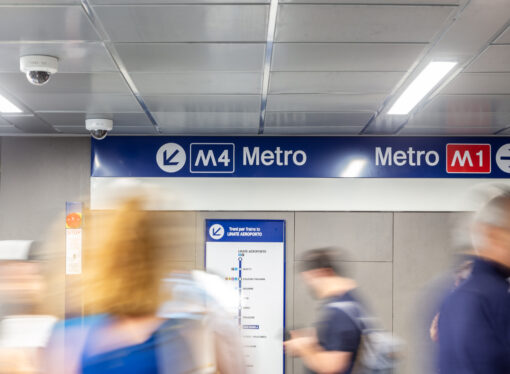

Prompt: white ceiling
[0,0,509,136]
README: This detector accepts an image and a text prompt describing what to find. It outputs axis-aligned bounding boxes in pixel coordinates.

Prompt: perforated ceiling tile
[109,126,158,135]
[266,94,385,112]
[466,45,510,72]
[153,111,259,129]
[276,4,456,42]
[398,126,496,135]
[265,111,374,127]
[37,112,151,127]
[279,0,458,3]
[0,6,100,41]
[442,73,510,95]
[114,43,265,72]
[95,5,269,42]
[494,24,510,44]
[406,111,510,129]
[0,43,116,73]
[272,43,426,72]
[3,115,57,133]
[143,95,261,113]
[159,124,258,135]
[92,0,268,3]
[264,126,363,135]
[130,72,262,95]
[20,94,141,113]
[0,73,129,95]
[269,72,404,94]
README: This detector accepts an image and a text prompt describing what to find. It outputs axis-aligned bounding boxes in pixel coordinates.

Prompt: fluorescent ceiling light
[0,94,22,113]
[341,159,367,178]
[388,61,457,115]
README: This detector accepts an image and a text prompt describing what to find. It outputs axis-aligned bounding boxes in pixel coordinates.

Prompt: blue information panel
[205,220,285,374]
[91,136,510,178]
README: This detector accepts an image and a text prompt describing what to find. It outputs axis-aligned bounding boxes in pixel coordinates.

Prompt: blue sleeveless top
[81,317,189,374]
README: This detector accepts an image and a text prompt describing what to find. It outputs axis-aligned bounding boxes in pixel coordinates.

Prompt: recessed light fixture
[0,94,22,113]
[388,61,457,115]
[341,159,367,178]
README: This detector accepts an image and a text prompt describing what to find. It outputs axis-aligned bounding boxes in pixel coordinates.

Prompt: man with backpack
[285,248,400,374]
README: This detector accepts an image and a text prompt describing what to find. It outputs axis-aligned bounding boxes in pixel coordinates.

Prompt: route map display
[205,220,285,374]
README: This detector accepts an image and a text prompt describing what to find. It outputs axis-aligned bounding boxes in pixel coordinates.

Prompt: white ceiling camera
[86,118,113,140]
[20,55,58,86]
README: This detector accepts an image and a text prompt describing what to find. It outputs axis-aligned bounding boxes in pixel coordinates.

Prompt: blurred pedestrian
[285,248,363,374]
[44,196,204,374]
[0,241,56,374]
[438,191,510,373]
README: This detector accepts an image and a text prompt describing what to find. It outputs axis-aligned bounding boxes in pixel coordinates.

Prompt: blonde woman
[44,196,199,374]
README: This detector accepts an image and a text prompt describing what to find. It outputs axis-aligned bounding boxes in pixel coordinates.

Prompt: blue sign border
[204,219,286,374]
[91,136,510,178]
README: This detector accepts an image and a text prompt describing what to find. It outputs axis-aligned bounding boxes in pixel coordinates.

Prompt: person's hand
[284,329,317,357]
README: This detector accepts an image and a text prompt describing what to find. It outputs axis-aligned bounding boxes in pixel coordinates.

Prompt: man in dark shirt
[285,248,361,374]
[438,192,510,373]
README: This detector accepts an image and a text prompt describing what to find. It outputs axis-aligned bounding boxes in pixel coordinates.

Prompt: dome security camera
[86,118,113,140]
[20,55,58,86]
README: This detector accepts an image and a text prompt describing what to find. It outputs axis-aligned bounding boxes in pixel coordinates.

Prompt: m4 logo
[446,144,491,174]
[190,143,235,173]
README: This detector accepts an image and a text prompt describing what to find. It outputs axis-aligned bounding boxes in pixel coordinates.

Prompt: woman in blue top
[44,196,200,374]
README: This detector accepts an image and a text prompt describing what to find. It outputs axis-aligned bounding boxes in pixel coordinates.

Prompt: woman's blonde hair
[83,196,184,317]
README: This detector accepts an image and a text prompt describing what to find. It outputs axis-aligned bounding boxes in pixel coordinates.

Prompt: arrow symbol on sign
[212,226,222,236]
[164,149,180,165]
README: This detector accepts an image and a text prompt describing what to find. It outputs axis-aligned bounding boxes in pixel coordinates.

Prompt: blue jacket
[438,258,510,373]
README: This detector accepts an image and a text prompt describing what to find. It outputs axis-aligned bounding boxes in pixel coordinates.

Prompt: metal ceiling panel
[495,127,510,135]
[53,126,89,134]
[279,0,458,3]
[94,5,269,42]
[272,43,426,72]
[0,42,116,73]
[269,72,403,94]
[114,43,265,72]
[153,111,259,128]
[130,72,262,95]
[442,73,510,95]
[20,94,141,112]
[0,126,24,134]
[0,116,12,126]
[266,94,385,112]
[143,95,261,113]
[276,5,455,43]
[0,6,100,41]
[423,94,510,113]
[466,45,510,73]
[37,112,151,127]
[3,115,57,133]
[92,0,268,3]
[265,111,374,127]
[406,111,510,128]
[398,126,496,135]
[159,125,258,135]
[110,126,158,135]
[264,126,363,135]
[494,24,510,44]
[0,73,129,94]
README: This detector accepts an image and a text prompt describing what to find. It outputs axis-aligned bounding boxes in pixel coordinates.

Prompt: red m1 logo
[446,144,491,174]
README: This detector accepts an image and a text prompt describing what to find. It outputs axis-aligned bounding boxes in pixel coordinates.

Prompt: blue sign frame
[91,136,510,178]
[204,219,286,374]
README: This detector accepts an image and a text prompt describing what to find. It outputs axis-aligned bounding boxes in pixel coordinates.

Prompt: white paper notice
[205,220,285,374]
[65,228,82,275]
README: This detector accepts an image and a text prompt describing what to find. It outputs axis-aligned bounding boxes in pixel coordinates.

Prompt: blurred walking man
[285,248,362,374]
[438,192,510,373]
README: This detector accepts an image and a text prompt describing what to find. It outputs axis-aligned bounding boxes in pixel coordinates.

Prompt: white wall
[91,177,508,211]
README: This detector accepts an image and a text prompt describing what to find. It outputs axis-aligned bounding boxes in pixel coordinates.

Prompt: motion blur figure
[0,241,56,374]
[44,196,207,374]
[438,191,510,373]
[285,248,363,374]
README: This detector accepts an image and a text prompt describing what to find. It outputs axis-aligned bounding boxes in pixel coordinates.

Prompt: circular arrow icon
[209,224,225,240]
[496,144,510,173]
[156,143,186,173]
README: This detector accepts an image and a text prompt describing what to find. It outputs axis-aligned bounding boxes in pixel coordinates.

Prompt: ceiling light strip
[80,0,160,133]
[258,0,279,135]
